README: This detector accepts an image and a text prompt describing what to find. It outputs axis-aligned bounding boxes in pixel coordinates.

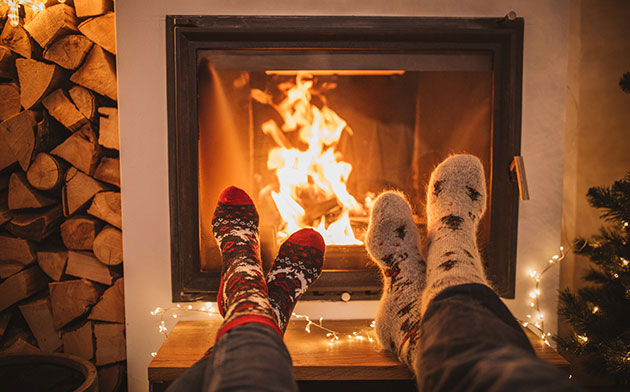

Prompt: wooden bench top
[148,319,570,383]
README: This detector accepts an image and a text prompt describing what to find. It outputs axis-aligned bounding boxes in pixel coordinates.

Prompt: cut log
[70,45,116,101]
[6,205,63,242]
[62,167,109,216]
[16,58,65,109]
[0,83,20,121]
[87,191,120,229]
[0,311,12,338]
[0,130,17,171]
[0,23,34,58]
[65,250,119,285]
[89,277,123,323]
[24,4,78,48]
[97,363,124,392]
[60,215,100,250]
[78,12,115,55]
[93,157,119,187]
[18,297,62,352]
[51,132,99,175]
[0,46,16,80]
[49,279,100,329]
[8,172,57,210]
[0,235,36,278]
[26,152,65,191]
[42,88,89,132]
[0,191,10,226]
[98,107,118,150]
[94,323,125,366]
[37,250,67,281]
[92,225,122,266]
[1,337,41,354]
[74,0,113,18]
[43,34,93,70]
[69,85,96,121]
[34,112,71,154]
[0,265,48,312]
[0,110,37,171]
[62,321,93,360]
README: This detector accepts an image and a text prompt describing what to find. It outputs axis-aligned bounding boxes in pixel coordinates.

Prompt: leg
[416,155,581,391]
[365,191,426,368]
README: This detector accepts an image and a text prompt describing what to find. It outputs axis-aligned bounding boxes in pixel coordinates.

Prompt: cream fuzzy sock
[365,191,425,368]
[421,154,489,316]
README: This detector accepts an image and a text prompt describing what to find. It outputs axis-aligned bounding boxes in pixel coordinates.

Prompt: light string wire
[149,304,376,358]
[1,0,56,27]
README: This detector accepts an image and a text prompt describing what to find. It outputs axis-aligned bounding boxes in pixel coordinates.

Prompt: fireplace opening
[167,16,523,301]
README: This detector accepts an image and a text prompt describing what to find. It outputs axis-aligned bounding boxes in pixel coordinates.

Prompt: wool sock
[212,186,280,341]
[267,228,325,332]
[365,191,425,368]
[421,154,489,316]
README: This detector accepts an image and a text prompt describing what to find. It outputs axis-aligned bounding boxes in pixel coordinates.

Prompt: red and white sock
[212,186,280,341]
[267,228,325,332]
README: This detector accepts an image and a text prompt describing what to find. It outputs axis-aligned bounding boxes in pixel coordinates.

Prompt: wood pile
[0,1,124,390]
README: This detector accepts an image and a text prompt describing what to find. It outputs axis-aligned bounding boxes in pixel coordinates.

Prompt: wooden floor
[149,319,570,389]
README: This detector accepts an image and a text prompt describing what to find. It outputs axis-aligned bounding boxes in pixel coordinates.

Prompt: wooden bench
[149,319,570,391]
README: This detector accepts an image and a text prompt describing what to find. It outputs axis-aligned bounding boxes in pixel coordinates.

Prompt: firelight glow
[254,72,365,245]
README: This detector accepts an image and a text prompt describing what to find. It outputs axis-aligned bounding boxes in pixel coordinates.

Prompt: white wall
[116,1,569,390]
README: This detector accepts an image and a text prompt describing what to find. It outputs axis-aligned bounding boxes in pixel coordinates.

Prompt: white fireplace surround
[116,1,569,390]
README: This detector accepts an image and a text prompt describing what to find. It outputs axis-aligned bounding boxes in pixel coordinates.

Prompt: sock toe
[218,186,254,205]
[366,191,418,261]
[287,228,326,253]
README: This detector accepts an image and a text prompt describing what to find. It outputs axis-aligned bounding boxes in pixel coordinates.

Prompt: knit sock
[421,154,489,316]
[365,191,425,368]
[267,228,325,332]
[212,186,280,341]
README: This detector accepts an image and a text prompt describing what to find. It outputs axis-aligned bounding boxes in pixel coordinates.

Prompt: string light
[148,303,376,357]
[520,245,569,346]
[2,0,47,27]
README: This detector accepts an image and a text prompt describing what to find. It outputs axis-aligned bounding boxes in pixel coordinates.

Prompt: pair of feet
[212,154,488,370]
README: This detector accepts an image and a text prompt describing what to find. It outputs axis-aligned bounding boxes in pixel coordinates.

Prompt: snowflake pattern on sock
[267,229,325,332]
[212,187,275,331]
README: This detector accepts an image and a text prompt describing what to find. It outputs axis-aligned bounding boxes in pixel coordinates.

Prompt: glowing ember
[253,72,364,245]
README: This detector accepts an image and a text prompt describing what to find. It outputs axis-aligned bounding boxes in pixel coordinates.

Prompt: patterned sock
[421,154,489,316]
[365,191,425,368]
[267,228,325,332]
[212,186,280,341]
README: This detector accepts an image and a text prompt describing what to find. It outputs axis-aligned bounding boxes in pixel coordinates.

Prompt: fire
[253,72,364,245]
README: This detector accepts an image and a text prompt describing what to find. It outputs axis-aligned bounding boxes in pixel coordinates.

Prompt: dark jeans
[416,283,581,392]
[166,323,298,392]
[168,284,581,391]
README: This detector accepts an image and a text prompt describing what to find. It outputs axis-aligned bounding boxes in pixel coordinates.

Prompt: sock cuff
[287,228,326,253]
[218,186,254,205]
[215,314,284,342]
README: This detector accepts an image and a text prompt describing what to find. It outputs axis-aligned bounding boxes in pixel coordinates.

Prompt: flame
[254,73,364,245]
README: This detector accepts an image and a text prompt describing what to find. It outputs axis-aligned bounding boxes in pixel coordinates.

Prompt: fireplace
[167,15,524,302]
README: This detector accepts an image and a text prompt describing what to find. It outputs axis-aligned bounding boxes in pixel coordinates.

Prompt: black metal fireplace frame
[166,15,524,302]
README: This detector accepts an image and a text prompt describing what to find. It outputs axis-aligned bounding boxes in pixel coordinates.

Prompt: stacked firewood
[0,1,124,390]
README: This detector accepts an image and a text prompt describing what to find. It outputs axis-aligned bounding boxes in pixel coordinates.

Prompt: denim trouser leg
[415,283,582,392]
[167,323,298,392]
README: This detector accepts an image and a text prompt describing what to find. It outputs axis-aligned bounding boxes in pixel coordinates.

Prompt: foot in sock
[421,154,489,316]
[365,191,425,368]
[267,228,325,332]
[212,186,279,340]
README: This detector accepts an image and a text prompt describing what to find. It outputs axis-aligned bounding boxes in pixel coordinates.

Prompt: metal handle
[510,156,530,200]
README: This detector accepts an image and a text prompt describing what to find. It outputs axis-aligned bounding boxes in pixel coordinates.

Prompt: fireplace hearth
[167,15,524,302]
